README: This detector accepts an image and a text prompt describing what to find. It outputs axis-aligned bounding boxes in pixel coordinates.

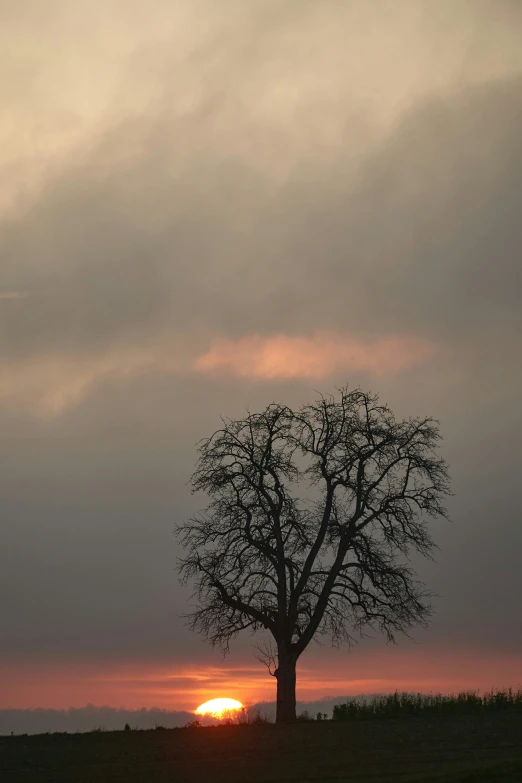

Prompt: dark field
[2,713,522,783]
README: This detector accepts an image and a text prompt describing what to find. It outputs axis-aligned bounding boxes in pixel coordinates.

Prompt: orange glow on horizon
[2,648,521,711]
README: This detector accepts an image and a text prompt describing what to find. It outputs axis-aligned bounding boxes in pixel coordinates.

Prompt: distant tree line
[332,688,522,720]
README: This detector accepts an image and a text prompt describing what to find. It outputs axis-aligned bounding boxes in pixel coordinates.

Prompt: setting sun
[195,698,243,718]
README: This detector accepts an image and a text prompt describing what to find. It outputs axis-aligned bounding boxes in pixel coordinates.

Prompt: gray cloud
[1,74,520,420]
[1,0,522,703]
[0,706,193,734]
[2,75,521,337]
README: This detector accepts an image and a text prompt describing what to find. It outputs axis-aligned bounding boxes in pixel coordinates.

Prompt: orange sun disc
[195,698,243,718]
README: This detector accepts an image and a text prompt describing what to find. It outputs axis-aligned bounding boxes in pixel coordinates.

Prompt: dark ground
[1,712,522,783]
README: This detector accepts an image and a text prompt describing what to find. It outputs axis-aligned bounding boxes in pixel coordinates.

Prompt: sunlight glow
[195,697,243,718]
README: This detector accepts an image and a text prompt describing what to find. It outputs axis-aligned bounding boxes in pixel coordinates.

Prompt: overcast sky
[1,0,522,715]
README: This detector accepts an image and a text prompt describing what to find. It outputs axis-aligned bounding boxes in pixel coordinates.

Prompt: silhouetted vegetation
[237,708,271,725]
[296,709,314,722]
[333,688,522,721]
[199,708,271,727]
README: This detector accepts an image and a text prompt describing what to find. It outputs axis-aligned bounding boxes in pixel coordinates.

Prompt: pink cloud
[0,290,30,300]
[194,331,435,380]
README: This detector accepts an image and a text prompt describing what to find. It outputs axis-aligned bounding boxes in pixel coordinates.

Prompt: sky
[1,0,522,722]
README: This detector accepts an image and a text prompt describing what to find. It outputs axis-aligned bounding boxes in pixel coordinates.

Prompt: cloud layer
[1,0,522,712]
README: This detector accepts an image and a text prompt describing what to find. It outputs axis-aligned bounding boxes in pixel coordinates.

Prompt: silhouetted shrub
[184,719,201,728]
[247,710,271,724]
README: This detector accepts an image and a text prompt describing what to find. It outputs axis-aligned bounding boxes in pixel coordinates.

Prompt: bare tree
[177,387,451,722]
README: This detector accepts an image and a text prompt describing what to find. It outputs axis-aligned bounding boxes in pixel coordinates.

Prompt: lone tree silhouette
[177,387,451,722]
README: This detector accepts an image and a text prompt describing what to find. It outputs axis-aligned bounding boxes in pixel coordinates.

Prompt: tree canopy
[177,387,451,721]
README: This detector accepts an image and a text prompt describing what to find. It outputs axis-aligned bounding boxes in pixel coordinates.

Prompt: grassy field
[2,712,522,783]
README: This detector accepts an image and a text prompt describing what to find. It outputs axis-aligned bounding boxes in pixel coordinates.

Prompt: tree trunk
[275,652,297,722]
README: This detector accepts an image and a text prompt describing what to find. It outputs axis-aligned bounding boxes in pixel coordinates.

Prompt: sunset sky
[1,0,522,719]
